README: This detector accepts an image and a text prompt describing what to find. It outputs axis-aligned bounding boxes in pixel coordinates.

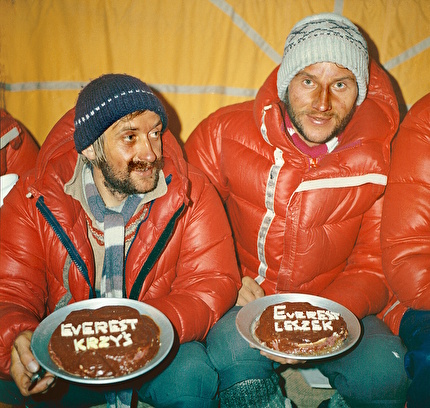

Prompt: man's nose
[135,137,157,162]
[313,87,332,112]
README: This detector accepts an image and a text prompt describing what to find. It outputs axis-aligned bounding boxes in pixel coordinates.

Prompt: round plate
[236,293,361,360]
[31,298,174,384]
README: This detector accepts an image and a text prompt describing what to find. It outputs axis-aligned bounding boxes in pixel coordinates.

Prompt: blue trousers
[0,341,219,408]
[399,308,430,408]
[206,306,409,408]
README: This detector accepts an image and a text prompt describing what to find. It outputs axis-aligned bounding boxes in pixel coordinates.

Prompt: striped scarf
[84,164,140,407]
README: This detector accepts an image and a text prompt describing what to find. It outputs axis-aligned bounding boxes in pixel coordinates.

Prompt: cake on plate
[48,305,160,378]
[253,301,348,356]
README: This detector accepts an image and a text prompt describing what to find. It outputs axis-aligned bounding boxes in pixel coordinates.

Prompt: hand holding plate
[236,276,265,306]
[11,330,56,396]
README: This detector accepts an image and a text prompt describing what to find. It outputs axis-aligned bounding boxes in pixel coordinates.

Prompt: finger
[24,374,56,396]
[31,375,56,395]
[236,288,256,306]
[13,332,39,374]
[242,276,265,298]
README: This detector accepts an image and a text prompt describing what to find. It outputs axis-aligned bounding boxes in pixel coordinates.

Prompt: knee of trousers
[320,333,409,405]
[0,379,25,405]
[406,353,430,408]
[206,306,274,389]
[139,341,219,406]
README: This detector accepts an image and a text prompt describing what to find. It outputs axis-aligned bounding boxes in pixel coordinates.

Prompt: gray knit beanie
[74,74,168,153]
[277,13,369,105]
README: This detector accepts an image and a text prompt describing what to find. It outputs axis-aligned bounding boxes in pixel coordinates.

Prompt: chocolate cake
[48,305,160,378]
[254,301,348,356]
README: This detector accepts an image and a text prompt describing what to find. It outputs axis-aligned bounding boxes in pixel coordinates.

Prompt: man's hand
[236,276,265,306]
[10,331,55,396]
[236,278,306,365]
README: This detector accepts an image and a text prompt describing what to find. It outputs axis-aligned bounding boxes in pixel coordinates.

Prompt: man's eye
[149,130,161,139]
[334,82,346,89]
[303,79,313,86]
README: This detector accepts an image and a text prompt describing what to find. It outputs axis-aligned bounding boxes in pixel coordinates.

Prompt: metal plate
[236,293,361,360]
[31,298,174,384]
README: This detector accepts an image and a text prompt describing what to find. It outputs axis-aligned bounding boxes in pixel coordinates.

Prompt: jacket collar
[64,155,168,227]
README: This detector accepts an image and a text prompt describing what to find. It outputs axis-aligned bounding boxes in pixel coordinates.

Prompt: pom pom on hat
[74,74,168,153]
[277,13,369,106]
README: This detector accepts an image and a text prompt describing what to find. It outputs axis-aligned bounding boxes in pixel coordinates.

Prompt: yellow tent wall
[1,0,429,146]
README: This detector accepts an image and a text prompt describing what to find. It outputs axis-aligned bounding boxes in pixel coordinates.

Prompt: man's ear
[81,145,96,161]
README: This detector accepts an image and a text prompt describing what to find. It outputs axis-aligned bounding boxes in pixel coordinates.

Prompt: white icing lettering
[295,311,305,319]
[273,305,286,319]
[95,321,108,334]
[98,336,110,348]
[109,320,121,333]
[126,318,138,330]
[71,324,82,336]
[322,321,333,331]
[275,321,284,332]
[61,316,141,353]
[82,322,94,335]
[271,306,341,333]
[306,311,317,319]
[122,332,133,347]
[301,320,311,331]
[118,320,128,332]
[61,323,73,337]
[317,310,328,320]
[109,334,123,347]
[312,320,322,331]
[326,311,340,320]
[86,336,98,349]
[74,338,86,352]
[284,321,294,331]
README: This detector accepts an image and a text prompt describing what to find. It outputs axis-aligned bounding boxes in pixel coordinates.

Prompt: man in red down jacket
[0,74,240,407]
[381,92,430,408]
[1,109,39,206]
[185,13,409,408]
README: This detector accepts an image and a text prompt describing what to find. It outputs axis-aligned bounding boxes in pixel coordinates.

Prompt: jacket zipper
[129,203,185,300]
[36,196,95,299]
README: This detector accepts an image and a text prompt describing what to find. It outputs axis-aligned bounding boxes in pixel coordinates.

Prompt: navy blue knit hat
[74,74,168,153]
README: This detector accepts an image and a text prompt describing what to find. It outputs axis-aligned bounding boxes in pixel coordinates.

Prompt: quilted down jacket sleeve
[0,173,50,377]
[320,195,389,318]
[183,105,238,203]
[381,93,430,311]
[1,109,39,177]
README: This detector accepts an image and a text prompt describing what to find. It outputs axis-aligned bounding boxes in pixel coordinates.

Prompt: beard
[285,96,356,145]
[99,157,164,197]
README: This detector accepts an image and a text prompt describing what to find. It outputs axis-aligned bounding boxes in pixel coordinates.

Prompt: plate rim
[236,293,361,361]
[31,298,174,385]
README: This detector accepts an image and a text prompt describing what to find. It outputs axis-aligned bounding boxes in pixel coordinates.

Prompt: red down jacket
[1,109,39,176]
[0,108,240,378]
[381,92,430,335]
[185,60,399,323]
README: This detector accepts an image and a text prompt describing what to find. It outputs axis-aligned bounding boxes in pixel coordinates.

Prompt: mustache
[128,158,164,172]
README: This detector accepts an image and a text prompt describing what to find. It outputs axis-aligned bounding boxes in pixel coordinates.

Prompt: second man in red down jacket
[185,12,409,408]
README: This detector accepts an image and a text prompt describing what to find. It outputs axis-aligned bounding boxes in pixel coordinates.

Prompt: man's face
[285,62,358,146]
[99,110,164,199]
